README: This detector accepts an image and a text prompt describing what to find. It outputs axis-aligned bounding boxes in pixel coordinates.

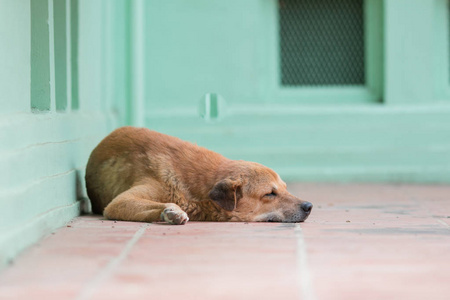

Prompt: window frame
[262,0,383,104]
[434,0,450,101]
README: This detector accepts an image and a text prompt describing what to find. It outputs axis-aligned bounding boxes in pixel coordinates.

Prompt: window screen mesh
[279,0,365,86]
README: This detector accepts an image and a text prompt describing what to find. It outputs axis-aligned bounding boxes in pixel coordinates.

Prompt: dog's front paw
[160,207,189,225]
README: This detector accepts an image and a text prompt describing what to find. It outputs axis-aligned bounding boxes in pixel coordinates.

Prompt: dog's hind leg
[103,184,189,225]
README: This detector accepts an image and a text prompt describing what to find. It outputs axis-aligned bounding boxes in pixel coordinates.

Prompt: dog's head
[209,161,312,222]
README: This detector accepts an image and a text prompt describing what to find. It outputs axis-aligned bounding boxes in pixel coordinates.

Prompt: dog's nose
[300,202,313,213]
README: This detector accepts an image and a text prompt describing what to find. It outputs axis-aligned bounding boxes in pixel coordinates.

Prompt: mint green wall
[142,0,450,183]
[144,0,271,108]
[1,0,30,114]
[0,0,128,267]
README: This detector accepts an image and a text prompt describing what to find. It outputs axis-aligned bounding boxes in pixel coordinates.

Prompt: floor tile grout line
[75,224,149,300]
[295,224,316,300]
[436,219,449,228]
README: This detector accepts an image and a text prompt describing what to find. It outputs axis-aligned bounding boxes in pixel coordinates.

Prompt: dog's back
[85,127,223,214]
[86,127,147,213]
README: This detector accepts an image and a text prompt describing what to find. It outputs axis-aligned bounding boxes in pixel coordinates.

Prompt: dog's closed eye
[264,192,277,198]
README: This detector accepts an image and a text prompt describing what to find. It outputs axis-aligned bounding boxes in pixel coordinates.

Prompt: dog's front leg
[103,185,189,225]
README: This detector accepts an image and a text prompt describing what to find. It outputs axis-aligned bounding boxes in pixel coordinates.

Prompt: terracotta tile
[0,184,449,300]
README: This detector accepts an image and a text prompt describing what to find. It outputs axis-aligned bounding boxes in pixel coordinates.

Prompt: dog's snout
[300,202,313,213]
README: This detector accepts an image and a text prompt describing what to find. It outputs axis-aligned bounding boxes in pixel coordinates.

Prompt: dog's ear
[209,178,243,211]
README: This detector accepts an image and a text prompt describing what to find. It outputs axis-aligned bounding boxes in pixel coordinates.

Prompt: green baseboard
[0,200,83,269]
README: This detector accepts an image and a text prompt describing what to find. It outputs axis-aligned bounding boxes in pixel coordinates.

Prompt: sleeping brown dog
[85,126,312,225]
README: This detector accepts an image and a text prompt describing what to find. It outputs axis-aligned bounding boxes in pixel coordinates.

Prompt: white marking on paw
[161,208,189,225]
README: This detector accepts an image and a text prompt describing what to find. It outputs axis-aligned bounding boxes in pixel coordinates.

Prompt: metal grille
[279,0,365,86]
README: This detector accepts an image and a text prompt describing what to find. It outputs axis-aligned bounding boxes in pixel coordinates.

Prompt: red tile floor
[0,183,449,300]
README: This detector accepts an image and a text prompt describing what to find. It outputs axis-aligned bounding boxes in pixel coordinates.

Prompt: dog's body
[85,127,312,225]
